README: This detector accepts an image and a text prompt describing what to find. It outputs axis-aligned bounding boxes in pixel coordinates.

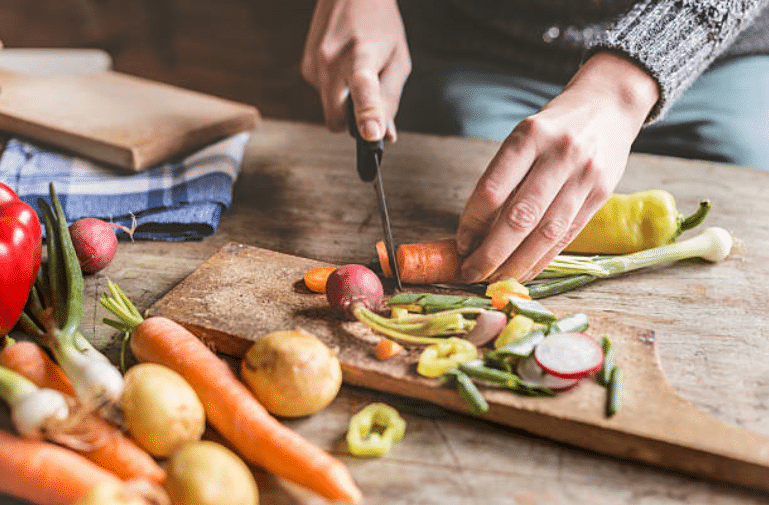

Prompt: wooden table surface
[3,119,769,505]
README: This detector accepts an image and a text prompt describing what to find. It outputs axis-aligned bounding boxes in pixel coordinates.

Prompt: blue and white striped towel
[0,132,249,241]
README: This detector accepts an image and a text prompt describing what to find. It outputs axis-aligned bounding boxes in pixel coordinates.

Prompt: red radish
[517,354,580,391]
[325,264,384,320]
[533,332,604,379]
[464,310,507,346]
[68,218,118,274]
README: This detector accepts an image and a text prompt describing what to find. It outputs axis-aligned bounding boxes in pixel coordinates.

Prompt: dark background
[0,0,325,123]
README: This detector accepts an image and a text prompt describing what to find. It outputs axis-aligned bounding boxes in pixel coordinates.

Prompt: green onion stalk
[0,364,70,440]
[527,227,733,298]
[17,183,124,415]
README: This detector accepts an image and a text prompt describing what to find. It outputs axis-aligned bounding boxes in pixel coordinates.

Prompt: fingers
[299,0,410,142]
[455,126,538,257]
[457,116,613,283]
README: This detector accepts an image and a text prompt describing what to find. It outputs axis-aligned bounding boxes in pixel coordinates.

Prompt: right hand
[301,0,411,142]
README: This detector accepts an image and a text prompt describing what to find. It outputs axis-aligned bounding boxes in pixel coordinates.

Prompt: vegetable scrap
[346,403,406,457]
[417,338,478,378]
[303,265,337,293]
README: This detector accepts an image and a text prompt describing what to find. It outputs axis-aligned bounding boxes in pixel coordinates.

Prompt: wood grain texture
[0,68,259,170]
[146,241,769,493]
[4,120,769,505]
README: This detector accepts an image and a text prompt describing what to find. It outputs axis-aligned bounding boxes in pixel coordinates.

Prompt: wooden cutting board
[147,242,769,493]
[0,68,259,170]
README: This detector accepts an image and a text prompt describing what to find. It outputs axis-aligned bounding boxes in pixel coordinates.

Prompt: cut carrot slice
[304,266,337,293]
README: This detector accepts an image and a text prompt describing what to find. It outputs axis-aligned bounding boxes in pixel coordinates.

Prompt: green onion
[21,183,124,414]
[528,227,733,298]
[0,365,70,440]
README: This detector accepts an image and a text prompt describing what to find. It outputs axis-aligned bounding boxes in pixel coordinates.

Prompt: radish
[68,218,118,274]
[516,354,580,391]
[325,264,384,320]
[533,332,604,379]
[464,310,507,347]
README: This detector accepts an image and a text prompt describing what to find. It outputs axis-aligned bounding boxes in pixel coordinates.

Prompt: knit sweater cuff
[586,0,765,123]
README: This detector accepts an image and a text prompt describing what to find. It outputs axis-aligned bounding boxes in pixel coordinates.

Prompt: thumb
[348,71,387,142]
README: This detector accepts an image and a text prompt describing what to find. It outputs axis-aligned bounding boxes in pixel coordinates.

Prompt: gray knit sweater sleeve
[587,0,769,122]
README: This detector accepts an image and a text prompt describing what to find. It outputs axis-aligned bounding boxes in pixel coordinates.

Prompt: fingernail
[456,233,471,255]
[361,120,382,141]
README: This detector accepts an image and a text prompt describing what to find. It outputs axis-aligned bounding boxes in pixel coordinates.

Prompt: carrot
[303,265,337,293]
[490,290,531,310]
[130,316,362,504]
[0,341,166,484]
[376,238,462,284]
[0,340,75,396]
[375,338,404,360]
[0,428,122,505]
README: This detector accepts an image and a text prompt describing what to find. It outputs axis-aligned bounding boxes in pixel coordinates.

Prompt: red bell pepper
[0,182,42,336]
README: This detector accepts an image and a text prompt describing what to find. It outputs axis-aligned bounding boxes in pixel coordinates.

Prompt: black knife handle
[347,99,383,182]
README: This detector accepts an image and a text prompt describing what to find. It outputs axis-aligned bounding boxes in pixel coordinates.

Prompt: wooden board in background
[0,68,259,170]
[147,242,769,494]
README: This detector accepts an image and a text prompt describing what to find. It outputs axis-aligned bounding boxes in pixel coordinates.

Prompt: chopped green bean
[443,369,488,416]
[548,312,589,334]
[503,297,557,324]
[597,336,614,386]
[607,366,623,417]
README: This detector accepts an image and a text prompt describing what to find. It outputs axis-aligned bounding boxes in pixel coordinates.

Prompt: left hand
[455,51,659,282]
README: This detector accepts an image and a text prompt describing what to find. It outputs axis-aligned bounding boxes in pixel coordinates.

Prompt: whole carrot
[376,238,462,284]
[101,282,363,504]
[0,428,122,505]
[0,341,166,484]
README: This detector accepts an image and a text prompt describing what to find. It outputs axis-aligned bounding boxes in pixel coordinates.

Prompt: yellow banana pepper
[417,337,478,378]
[565,190,710,254]
[346,403,406,457]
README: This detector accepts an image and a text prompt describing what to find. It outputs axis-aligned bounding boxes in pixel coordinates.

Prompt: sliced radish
[517,355,580,391]
[533,332,604,379]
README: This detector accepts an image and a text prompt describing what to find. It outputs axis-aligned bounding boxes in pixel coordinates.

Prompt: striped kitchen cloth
[0,132,249,241]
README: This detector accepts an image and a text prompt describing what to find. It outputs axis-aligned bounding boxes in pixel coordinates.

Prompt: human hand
[456,51,659,282]
[301,0,411,142]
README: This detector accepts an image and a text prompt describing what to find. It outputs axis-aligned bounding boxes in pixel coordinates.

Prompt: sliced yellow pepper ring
[346,403,406,457]
[485,279,530,299]
[416,337,478,378]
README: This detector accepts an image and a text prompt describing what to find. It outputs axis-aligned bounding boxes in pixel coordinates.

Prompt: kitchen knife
[347,100,402,290]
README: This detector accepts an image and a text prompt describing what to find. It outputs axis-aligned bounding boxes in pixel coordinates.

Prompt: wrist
[567,50,660,126]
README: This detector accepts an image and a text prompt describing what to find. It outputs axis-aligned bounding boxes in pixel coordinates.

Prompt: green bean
[548,312,589,334]
[443,369,488,416]
[597,336,614,386]
[503,297,556,324]
[607,366,623,417]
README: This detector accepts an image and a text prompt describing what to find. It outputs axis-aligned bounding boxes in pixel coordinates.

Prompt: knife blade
[347,100,403,290]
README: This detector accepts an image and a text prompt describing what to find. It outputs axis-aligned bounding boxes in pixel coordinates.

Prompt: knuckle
[505,199,541,232]
[475,175,509,211]
[538,217,570,241]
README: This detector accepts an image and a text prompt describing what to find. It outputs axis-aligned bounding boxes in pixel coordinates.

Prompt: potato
[73,481,158,505]
[164,441,258,505]
[240,328,342,417]
[121,363,205,457]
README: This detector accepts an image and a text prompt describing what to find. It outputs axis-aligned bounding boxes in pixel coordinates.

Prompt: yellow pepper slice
[416,337,478,378]
[485,279,530,299]
[346,403,406,457]
[564,190,710,254]
[493,314,535,349]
